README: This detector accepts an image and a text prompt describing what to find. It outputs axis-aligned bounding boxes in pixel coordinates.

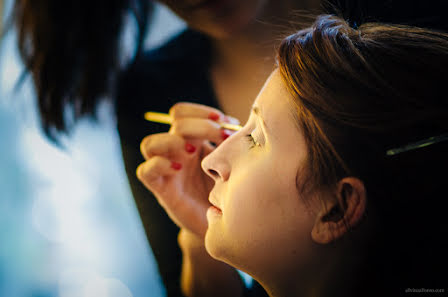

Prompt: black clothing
[117,30,214,297]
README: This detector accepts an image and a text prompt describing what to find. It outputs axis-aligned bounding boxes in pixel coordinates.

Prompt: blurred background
[0,1,184,296]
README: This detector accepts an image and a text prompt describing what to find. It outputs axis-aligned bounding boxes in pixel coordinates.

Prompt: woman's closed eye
[242,116,266,149]
[243,123,266,149]
[245,134,260,149]
[246,129,264,149]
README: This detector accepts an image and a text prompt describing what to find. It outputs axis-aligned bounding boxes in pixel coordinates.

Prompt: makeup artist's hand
[137,102,239,238]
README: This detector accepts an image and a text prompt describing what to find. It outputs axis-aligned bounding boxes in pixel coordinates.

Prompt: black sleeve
[114,30,216,297]
[116,61,184,297]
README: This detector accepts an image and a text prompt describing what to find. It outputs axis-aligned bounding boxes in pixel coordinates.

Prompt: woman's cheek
[224,162,276,236]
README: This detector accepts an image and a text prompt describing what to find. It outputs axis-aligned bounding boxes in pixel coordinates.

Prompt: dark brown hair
[278,15,447,292]
[12,0,152,141]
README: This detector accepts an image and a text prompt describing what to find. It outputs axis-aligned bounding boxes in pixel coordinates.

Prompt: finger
[224,115,240,125]
[136,156,181,191]
[170,117,232,145]
[140,133,191,160]
[169,102,227,122]
[202,140,216,157]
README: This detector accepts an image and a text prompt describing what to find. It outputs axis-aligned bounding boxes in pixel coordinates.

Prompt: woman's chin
[204,227,227,261]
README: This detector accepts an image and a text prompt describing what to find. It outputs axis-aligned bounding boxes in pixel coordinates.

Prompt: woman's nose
[201,150,230,182]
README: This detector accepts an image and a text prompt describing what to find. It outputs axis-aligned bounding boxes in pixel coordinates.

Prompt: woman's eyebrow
[252,106,262,117]
[251,106,270,133]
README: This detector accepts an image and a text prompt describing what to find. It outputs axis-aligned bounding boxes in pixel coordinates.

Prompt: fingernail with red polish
[208,112,220,121]
[185,143,196,153]
[171,162,182,170]
[221,129,230,140]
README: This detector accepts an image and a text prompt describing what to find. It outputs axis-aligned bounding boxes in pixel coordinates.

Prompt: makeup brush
[144,111,242,131]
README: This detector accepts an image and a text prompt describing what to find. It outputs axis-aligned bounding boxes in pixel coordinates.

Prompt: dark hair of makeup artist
[12,0,152,141]
[278,14,447,294]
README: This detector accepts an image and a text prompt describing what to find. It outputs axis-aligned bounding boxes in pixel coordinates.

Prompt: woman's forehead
[253,71,295,124]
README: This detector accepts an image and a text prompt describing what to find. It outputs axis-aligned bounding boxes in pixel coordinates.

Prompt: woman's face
[158,0,267,39]
[201,70,318,280]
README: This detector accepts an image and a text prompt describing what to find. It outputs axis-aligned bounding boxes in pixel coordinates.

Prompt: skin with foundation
[201,70,319,295]
[201,70,366,297]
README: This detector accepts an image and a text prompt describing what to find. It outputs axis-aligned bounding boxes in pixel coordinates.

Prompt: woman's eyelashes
[245,134,259,149]
[244,128,263,149]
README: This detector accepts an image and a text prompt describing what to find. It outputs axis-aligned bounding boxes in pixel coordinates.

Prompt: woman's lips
[208,193,222,214]
[209,205,222,213]
[208,205,222,215]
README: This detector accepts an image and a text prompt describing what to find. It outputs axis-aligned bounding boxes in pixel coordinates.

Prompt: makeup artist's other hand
[137,102,239,238]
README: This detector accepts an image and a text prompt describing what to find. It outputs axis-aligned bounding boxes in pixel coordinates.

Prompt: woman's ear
[311,177,367,244]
